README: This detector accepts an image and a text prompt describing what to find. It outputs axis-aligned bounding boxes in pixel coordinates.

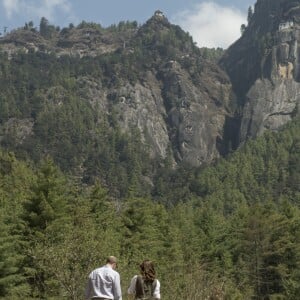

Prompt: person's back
[85,256,122,300]
[128,260,160,300]
[135,275,157,300]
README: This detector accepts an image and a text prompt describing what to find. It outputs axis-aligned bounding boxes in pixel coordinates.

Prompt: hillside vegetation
[0,16,230,197]
[0,117,299,299]
[0,10,299,299]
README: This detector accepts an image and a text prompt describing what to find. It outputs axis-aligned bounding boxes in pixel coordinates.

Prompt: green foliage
[247,6,254,24]
[0,212,29,297]
[117,20,138,31]
[241,23,247,35]
[0,117,299,298]
[120,197,169,263]
[0,151,35,297]
[39,17,57,39]
[0,16,211,200]
[76,21,102,31]
[33,190,121,299]
[200,47,224,62]
[0,50,154,198]
[0,17,299,298]
[22,159,69,233]
[131,20,196,64]
[191,119,300,212]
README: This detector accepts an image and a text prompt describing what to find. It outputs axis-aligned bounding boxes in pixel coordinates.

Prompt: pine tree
[0,212,30,297]
[0,152,35,298]
[21,158,70,297]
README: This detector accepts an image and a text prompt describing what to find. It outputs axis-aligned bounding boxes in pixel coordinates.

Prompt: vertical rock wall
[221,0,300,144]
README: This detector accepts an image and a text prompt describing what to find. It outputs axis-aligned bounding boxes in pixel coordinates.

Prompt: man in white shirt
[85,256,122,300]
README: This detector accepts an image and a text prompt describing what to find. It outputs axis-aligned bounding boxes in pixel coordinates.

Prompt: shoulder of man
[111,268,120,277]
[94,266,105,273]
[88,267,102,278]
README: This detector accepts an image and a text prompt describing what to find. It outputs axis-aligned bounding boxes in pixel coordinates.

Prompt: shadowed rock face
[221,0,300,144]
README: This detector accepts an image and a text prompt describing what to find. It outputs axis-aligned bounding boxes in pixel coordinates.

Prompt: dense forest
[0,15,299,300]
[0,117,299,299]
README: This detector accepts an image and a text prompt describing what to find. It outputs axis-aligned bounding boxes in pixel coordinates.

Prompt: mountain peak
[143,10,171,29]
[153,10,165,18]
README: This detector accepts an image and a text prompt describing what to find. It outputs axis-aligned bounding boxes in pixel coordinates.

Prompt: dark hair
[140,260,156,282]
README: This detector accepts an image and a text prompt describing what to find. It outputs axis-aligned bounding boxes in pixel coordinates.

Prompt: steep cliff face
[221,0,300,143]
[2,3,299,170]
[158,60,229,165]
[91,15,231,166]
[105,77,170,160]
[0,12,232,169]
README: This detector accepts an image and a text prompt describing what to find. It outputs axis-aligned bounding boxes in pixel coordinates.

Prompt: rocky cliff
[0,12,232,170]
[1,2,299,173]
[221,0,300,143]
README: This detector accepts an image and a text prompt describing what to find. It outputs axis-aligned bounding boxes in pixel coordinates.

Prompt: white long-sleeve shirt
[127,275,161,299]
[85,265,122,300]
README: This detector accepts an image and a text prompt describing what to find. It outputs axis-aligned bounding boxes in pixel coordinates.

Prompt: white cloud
[2,0,74,24]
[172,1,246,49]
[35,0,72,20]
[3,0,21,18]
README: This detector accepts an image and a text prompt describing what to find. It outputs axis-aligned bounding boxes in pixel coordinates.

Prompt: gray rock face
[240,79,299,141]
[159,61,228,165]
[1,5,299,169]
[0,118,34,144]
[109,79,170,160]
[83,59,230,167]
[240,11,300,141]
[0,14,233,168]
[221,0,300,144]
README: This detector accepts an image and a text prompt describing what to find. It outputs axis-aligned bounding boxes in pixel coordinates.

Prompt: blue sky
[0,0,255,48]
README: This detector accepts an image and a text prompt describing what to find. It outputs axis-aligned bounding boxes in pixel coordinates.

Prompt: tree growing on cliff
[247,6,254,24]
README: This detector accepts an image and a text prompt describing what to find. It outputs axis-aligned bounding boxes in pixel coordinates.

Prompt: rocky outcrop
[7,4,300,168]
[240,25,300,141]
[0,12,233,168]
[221,0,300,144]
[107,78,170,160]
[0,24,136,58]
[159,60,229,165]
[0,118,34,144]
[240,79,299,140]
[79,57,231,167]
[71,14,232,167]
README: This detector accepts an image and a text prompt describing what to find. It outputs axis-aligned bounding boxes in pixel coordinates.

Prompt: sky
[0,0,256,49]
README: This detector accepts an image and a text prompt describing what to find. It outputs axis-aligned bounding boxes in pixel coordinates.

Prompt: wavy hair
[139,259,156,282]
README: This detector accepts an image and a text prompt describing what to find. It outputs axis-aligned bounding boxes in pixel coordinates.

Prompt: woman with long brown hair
[127,260,161,300]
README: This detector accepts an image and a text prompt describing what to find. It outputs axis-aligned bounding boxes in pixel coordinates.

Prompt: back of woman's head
[140,260,156,282]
